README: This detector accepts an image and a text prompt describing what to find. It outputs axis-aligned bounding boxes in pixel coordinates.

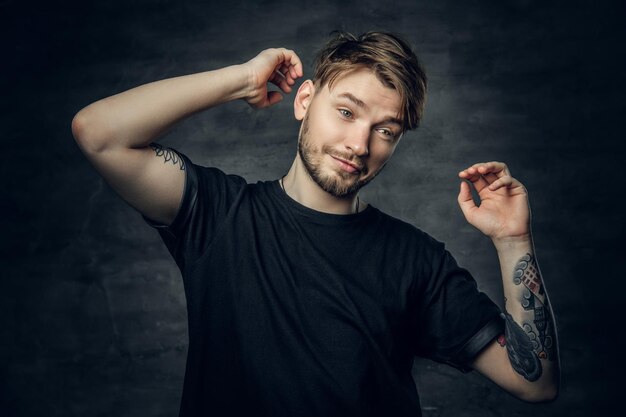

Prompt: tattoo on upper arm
[149,143,186,170]
[503,253,556,381]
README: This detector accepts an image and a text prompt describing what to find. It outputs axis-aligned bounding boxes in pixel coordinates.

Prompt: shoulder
[194,164,248,186]
[371,207,444,252]
[187,163,249,201]
[369,209,453,295]
[162,148,249,193]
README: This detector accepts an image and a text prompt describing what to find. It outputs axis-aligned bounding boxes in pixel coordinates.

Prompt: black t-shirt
[144,150,504,417]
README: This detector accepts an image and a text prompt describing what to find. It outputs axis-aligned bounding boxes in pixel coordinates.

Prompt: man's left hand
[457,161,531,242]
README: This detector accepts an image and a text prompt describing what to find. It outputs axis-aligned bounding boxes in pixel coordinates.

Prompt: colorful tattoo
[150,143,186,170]
[504,253,556,381]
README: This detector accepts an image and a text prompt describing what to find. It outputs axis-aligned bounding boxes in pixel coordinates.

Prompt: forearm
[72,64,251,151]
[493,235,560,397]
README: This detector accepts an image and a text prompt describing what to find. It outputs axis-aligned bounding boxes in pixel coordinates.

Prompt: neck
[281,156,363,215]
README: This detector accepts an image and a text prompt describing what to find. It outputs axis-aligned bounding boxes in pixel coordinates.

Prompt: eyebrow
[336,92,403,127]
[338,92,368,109]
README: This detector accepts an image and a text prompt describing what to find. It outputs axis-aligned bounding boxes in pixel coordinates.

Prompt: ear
[293,80,316,121]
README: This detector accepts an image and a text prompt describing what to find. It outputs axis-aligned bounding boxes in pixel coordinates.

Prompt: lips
[330,155,363,174]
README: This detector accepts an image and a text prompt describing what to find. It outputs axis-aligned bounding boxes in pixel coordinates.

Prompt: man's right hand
[242,48,304,109]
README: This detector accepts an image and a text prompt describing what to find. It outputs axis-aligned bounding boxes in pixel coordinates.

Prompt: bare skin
[459,162,559,401]
[72,48,303,224]
[282,68,403,214]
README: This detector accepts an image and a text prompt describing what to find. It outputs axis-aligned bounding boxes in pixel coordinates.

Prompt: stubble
[297,114,383,198]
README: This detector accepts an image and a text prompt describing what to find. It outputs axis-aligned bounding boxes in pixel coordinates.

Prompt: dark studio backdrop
[2,0,624,415]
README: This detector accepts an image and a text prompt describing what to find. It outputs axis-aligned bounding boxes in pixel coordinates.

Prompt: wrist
[235,62,255,102]
[223,63,254,102]
[193,64,252,106]
[492,234,533,254]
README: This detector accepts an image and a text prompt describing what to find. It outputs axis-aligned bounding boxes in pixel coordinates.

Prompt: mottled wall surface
[3,0,624,415]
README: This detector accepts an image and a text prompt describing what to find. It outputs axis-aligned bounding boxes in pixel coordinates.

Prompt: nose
[344,124,370,157]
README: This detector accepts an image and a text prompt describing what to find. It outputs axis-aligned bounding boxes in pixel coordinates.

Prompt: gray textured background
[3,0,624,415]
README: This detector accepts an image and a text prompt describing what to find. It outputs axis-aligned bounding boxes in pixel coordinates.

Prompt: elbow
[515,384,559,404]
[71,111,87,144]
[71,106,111,154]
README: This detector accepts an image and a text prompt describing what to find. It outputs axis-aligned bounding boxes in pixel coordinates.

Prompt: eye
[377,128,395,140]
[338,108,353,118]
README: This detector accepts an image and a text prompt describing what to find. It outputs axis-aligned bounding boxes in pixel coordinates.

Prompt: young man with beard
[72,31,559,416]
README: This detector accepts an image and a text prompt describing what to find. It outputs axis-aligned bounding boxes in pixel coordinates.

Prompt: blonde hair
[313,31,427,132]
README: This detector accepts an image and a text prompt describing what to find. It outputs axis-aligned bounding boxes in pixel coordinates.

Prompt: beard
[297,114,386,198]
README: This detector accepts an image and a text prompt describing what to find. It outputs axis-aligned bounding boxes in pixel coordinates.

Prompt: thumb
[266,90,283,106]
[457,180,477,217]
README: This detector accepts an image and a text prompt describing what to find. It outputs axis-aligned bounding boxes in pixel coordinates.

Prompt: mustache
[323,145,367,173]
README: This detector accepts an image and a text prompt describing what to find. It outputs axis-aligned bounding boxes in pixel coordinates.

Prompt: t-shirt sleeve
[141,148,247,271]
[411,238,504,373]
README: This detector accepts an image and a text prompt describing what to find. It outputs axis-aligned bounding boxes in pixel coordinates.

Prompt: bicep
[79,143,186,226]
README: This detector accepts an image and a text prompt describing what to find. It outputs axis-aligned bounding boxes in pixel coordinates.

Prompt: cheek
[310,108,347,139]
[369,142,396,165]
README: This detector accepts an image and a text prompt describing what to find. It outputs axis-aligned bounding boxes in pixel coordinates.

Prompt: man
[72,31,559,416]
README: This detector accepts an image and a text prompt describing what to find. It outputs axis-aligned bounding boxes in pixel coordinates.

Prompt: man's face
[296,68,403,198]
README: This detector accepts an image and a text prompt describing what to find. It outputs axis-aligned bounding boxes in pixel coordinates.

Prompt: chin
[318,167,373,198]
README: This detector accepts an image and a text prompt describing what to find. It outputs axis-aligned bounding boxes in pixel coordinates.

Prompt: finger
[276,76,293,93]
[268,70,293,93]
[459,162,509,178]
[458,166,490,192]
[266,90,283,106]
[457,181,478,216]
[458,165,485,180]
[288,64,297,79]
[276,48,304,78]
[285,49,304,77]
[474,161,510,178]
[487,175,523,192]
[457,180,474,205]
[482,172,499,185]
[278,63,296,85]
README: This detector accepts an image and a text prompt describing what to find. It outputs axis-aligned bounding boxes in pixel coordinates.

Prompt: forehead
[320,68,403,117]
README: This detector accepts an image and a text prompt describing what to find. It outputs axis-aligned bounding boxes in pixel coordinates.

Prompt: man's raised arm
[457,162,560,402]
[71,48,303,225]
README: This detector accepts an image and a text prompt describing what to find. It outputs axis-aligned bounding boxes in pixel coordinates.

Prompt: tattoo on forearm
[503,253,556,381]
[502,312,542,381]
[150,143,186,170]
